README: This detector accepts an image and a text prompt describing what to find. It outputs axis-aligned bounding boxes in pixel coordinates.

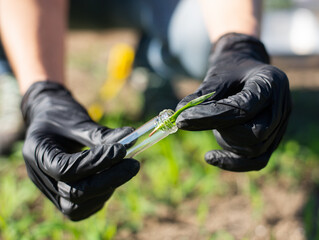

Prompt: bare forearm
[0,0,67,94]
[198,0,263,42]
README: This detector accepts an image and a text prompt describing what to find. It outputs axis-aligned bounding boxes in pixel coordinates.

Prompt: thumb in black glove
[176,33,291,172]
[21,81,140,221]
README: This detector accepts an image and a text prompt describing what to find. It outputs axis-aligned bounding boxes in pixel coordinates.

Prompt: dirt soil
[115,179,307,240]
[67,30,319,240]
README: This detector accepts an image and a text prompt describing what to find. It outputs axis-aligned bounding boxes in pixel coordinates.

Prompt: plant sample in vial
[118,91,215,158]
[118,109,177,158]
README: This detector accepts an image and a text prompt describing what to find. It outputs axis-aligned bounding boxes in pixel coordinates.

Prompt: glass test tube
[118,109,178,158]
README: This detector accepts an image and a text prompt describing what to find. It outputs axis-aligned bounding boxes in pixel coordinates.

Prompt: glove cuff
[211,33,270,64]
[21,81,71,125]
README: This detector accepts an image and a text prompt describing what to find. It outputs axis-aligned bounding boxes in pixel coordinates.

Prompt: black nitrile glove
[21,81,140,221]
[176,33,291,172]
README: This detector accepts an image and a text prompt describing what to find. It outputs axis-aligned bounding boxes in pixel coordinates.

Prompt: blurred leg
[132,0,211,116]
[0,42,24,155]
[69,0,210,79]
[133,0,211,79]
[68,0,211,117]
[69,0,210,116]
[167,0,211,79]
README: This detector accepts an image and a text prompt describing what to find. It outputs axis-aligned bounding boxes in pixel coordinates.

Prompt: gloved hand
[21,81,140,221]
[176,33,291,172]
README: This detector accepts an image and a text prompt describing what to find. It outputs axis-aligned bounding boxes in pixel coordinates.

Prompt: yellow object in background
[88,43,135,122]
[88,103,104,122]
[100,43,135,100]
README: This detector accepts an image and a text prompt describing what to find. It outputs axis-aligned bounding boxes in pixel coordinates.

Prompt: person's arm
[198,0,262,42]
[0,0,66,93]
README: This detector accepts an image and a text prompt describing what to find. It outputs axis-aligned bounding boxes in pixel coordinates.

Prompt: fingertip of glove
[122,159,140,176]
[204,151,219,166]
[175,114,190,130]
[176,119,186,129]
[120,126,135,134]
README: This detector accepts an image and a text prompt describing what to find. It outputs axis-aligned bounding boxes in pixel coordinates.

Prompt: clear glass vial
[118,109,178,158]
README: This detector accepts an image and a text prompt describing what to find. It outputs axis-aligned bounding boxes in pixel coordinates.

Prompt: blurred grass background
[0,29,318,240]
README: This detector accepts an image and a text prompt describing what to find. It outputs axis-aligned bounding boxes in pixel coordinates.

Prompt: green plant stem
[149,91,215,136]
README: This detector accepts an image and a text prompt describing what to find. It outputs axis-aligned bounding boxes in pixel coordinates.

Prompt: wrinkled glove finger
[59,193,113,221]
[24,139,127,182]
[213,96,290,157]
[68,122,135,148]
[206,107,290,172]
[57,159,140,203]
[176,73,274,131]
[24,163,61,204]
[212,108,274,157]
[205,149,271,172]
